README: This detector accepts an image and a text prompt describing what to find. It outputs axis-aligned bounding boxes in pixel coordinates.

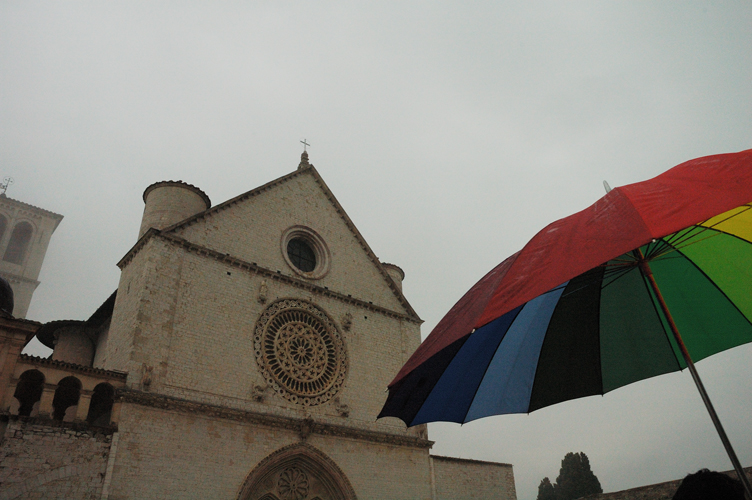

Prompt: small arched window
[13,369,45,417]
[52,376,81,421]
[87,382,115,427]
[3,221,33,264]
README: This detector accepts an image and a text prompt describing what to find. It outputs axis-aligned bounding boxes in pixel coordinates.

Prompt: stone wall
[107,401,433,500]
[105,224,423,437]
[431,455,517,500]
[172,170,407,312]
[589,467,752,500]
[0,419,113,500]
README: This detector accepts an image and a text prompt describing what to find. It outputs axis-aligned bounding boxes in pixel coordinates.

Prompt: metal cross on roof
[300,139,310,152]
[0,177,13,196]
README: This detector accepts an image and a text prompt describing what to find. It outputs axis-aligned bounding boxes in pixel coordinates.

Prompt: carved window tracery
[238,443,357,500]
[254,299,347,406]
[277,467,310,500]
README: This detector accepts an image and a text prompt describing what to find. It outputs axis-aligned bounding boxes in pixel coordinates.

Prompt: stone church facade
[0,153,516,499]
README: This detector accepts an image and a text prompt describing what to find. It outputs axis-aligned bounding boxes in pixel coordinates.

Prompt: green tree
[554,452,602,500]
[537,477,558,500]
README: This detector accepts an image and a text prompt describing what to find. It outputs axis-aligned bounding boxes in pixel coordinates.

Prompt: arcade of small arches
[4,360,127,427]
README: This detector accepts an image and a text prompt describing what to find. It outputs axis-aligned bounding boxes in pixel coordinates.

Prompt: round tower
[36,320,94,366]
[382,263,405,291]
[138,181,211,239]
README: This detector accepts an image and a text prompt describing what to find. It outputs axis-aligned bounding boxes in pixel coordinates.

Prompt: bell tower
[0,189,63,318]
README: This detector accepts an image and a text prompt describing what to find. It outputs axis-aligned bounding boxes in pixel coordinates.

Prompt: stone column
[5,379,19,414]
[109,400,123,426]
[75,390,93,422]
[38,383,56,418]
[0,320,33,408]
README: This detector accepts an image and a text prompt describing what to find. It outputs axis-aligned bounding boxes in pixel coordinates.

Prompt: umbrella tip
[603,180,612,193]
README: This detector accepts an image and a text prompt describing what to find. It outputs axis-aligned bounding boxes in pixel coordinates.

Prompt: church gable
[166,164,415,318]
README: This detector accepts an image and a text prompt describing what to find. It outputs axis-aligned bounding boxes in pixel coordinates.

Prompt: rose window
[255,300,347,405]
[277,467,309,500]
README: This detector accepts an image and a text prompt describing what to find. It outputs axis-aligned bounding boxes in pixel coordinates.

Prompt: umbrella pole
[641,261,752,499]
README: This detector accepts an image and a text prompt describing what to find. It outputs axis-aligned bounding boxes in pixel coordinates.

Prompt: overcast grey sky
[2,2,751,499]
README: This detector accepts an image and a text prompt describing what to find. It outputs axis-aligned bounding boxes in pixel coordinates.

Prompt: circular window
[281,226,331,279]
[287,238,316,272]
[254,299,347,406]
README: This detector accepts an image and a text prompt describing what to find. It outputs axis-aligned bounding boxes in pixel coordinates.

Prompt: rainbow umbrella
[379,149,752,497]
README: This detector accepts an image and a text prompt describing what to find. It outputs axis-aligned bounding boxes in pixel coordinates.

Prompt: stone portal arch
[238,443,356,500]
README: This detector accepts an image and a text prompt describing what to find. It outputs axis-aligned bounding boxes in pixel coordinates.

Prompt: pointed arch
[237,443,357,500]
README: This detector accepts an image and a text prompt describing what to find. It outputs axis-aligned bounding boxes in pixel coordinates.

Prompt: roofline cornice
[118,231,421,324]
[304,166,420,320]
[117,164,421,321]
[0,271,39,286]
[0,195,64,230]
[430,455,513,468]
[18,354,128,380]
[160,167,309,234]
[142,180,211,208]
[0,316,41,346]
[116,227,158,268]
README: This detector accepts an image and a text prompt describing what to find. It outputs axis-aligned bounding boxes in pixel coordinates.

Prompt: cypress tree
[537,477,558,500]
[554,452,602,500]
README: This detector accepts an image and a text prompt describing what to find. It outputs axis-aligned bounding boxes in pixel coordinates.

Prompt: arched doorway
[237,443,356,500]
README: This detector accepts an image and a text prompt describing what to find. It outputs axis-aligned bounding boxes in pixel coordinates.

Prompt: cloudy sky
[2,2,751,499]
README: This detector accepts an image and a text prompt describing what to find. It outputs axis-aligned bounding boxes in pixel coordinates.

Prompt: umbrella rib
[634,258,685,370]
[663,227,719,252]
[600,266,638,292]
[664,204,751,249]
[660,241,752,332]
[701,203,752,229]
[559,264,634,299]
[461,306,525,423]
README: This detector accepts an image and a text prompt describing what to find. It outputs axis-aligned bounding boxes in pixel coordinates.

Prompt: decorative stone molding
[333,397,349,418]
[340,313,352,332]
[0,271,38,286]
[298,416,314,441]
[237,442,358,500]
[140,364,153,391]
[116,165,421,322]
[258,279,269,304]
[251,383,269,403]
[277,466,309,500]
[118,232,422,325]
[115,389,433,449]
[17,354,127,381]
[142,180,211,208]
[0,195,64,221]
[0,414,118,434]
[254,299,347,406]
[280,226,331,280]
